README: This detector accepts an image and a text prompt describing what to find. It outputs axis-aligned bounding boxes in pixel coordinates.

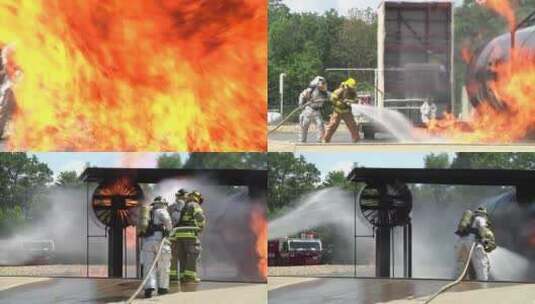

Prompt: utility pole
[279,73,286,117]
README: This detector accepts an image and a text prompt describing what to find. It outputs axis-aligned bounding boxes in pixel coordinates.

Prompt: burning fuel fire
[250,204,267,280]
[478,0,516,30]
[0,0,266,151]
[427,0,535,143]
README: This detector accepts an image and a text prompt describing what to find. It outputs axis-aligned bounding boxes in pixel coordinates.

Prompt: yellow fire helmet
[175,188,187,198]
[344,77,357,89]
[187,190,204,204]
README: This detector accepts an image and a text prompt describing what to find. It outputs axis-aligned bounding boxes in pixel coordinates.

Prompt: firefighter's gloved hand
[483,239,496,253]
[343,99,354,105]
[479,226,496,253]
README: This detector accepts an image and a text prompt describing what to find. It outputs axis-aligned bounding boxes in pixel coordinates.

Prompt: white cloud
[332,160,355,176]
[59,160,86,174]
[53,160,87,181]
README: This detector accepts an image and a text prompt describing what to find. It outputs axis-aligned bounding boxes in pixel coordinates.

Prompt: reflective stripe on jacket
[173,202,205,239]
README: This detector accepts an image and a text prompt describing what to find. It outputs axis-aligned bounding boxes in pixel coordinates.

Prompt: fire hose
[268,102,311,135]
[268,96,365,136]
[125,237,168,304]
[423,242,476,304]
[125,226,200,303]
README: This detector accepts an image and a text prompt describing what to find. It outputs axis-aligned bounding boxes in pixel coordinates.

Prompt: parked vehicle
[268,237,322,266]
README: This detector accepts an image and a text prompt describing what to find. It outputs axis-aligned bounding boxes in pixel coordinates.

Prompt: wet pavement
[0,277,256,304]
[269,125,393,145]
[268,277,519,304]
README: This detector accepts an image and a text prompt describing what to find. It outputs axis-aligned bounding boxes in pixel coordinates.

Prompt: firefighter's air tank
[137,204,150,236]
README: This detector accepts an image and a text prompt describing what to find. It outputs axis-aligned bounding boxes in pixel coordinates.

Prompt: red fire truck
[268,232,322,266]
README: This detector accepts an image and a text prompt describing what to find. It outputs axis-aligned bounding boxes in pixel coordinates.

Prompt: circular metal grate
[92,177,143,228]
[358,181,412,227]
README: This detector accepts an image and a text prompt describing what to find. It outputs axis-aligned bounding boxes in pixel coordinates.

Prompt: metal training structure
[347,167,535,278]
[80,167,267,279]
[377,0,454,122]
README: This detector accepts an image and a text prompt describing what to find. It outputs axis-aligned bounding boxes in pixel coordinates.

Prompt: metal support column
[403,222,412,278]
[354,189,357,278]
[376,224,391,277]
[108,224,123,278]
[86,182,89,278]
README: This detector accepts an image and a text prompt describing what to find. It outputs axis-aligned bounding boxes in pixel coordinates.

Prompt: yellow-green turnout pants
[176,238,201,282]
[170,241,179,281]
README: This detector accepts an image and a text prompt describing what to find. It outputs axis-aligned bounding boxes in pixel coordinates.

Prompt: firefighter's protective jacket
[330,85,357,114]
[172,201,205,239]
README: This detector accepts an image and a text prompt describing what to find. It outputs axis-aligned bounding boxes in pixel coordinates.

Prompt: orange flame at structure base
[250,204,267,281]
[0,0,266,151]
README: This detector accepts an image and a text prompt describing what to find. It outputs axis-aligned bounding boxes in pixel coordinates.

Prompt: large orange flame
[250,204,267,280]
[428,0,535,143]
[477,0,516,30]
[0,0,266,151]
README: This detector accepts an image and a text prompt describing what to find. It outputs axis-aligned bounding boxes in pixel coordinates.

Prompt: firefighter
[171,190,206,283]
[420,100,437,125]
[322,78,360,143]
[455,207,496,281]
[140,196,173,298]
[298,76,329,143]
[168,189,188,281]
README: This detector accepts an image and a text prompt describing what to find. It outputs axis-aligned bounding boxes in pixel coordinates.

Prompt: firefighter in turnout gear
[322,78,360,143]
[455,207,496,281]
[168,189,188,281]
[170,190,206,283]
[298,76,329,143]
[140,196,173,298]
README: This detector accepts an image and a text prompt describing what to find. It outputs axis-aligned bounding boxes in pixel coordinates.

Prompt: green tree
[267,153,321,215]
[0,153,53,237]
[451,153,535,169]
[55,170,81,188]
[0,153,53,209]
[183,153,266,170]
[268,1,376,119]
[321,170,358,191]
[424,153,450,169]
[0,205,25,237]
[157,153,183,169]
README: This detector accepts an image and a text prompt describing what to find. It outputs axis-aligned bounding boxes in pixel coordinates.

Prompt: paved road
[269,124,394,144]
[268,277,517,304]
[0,277,265,304]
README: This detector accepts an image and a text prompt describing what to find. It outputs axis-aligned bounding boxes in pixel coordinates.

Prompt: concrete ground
[0,276,266,304]
[269,265,374,277]
[268,276,535,304]
[268,124,535,152]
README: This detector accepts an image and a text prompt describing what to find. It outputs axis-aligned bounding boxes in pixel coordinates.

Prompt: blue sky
[30,152,451,183]
[298,152,453,179]
[30,152,189,179]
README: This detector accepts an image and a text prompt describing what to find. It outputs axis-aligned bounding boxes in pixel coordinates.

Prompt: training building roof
[79,167,267,187]
[347,167,535,186]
